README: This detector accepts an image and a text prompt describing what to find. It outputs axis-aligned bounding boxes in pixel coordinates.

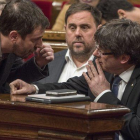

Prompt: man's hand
[35,44,54,68]
[10,79,36,95]
[83,59,110,97]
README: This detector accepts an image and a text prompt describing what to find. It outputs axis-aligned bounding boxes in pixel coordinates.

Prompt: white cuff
[94,89,111,102]
[32,84,39,94]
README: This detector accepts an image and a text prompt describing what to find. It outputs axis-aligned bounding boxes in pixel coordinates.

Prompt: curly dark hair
[95,19,140,65]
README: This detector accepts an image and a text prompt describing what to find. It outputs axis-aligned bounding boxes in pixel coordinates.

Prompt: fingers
[88,60,98,77]
[86,65,94,80]
[10,95,26,102]
[9,79,28,95]
[10,79,21,94]
[37,45,54,60]
[10,84,17,95]
[83,72,91,85]
[95,59,104,76]
[40,48,54,61]
[84,60,105,81]
[10,79,36,95]
[11,88,26,95]
[34,44,54,67]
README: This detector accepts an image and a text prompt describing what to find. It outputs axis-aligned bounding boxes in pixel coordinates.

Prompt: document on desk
[26,94,91,104]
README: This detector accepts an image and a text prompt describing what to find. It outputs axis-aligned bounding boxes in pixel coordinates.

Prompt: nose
[93,48,99,57]
[36,38,43,48]
[75,27,82,37]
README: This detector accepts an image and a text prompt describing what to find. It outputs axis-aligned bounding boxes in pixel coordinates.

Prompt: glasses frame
[95,44,114,56]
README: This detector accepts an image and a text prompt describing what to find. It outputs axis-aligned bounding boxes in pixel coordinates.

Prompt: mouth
[74,42,83,45]
[73,41,85,46]
[74,41,84,43]
[98,61,102,65]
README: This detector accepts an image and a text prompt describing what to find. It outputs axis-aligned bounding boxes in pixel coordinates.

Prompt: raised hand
[83,59,110,97]
[34,43,54,68]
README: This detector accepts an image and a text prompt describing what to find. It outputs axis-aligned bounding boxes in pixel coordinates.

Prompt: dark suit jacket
[0,53,49,93]
[36,64,140,140]
[36,49,67,84]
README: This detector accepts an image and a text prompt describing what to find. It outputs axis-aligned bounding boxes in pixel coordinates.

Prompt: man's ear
[118,9,127,19]
[64,24,66,31]
[120,54,130,64]
[97,24,102,29]
[9,31,18,42]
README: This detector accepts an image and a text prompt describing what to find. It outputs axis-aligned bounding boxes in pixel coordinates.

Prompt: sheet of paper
[28,94,85,99]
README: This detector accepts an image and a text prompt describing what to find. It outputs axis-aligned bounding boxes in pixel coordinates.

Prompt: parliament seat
[128,0,140,7]
[31,0,67,28]
[31,0,53,28]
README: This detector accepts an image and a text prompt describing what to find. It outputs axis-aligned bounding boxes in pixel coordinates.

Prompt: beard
[12,43,29,59]
[68,42,95,57]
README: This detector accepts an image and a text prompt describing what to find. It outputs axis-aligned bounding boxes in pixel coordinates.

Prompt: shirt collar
[65,49,94,63]
[65,49,72,62]
[119,65,135,83]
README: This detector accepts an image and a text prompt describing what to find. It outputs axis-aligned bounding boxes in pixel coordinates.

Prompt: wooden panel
[0,94,130,140]
[44,42,67,53]
[43,30,66,41]
[43,30,67,52]
[128,0,140,5]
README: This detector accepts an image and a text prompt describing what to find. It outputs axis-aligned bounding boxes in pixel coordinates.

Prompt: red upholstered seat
[134,4,140,8]
[128,0,140,8]
[31,0,53,28]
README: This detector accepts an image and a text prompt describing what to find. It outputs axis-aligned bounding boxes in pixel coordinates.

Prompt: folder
[26,94,91,104]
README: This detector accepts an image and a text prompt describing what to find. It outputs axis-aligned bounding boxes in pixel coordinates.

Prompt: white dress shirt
[94,65,135,140]
[58,49,94,83]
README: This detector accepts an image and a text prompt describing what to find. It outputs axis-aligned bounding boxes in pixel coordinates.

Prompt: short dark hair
[0,0,49,39]
[96,0,134,22]
[0,1,6,11]
[65,3,101,26]
[94,19,140,65]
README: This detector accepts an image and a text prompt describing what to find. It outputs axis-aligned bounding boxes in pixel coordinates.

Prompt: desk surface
[0,94,130,140]
[0,94,129,118]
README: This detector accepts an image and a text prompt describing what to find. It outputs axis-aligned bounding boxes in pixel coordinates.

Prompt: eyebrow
[68,23,91,27]
[32,36,43,40]
[68,23,76,26]
[80,24,90,26]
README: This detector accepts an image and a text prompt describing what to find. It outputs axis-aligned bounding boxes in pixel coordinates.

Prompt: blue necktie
[112,75,121,140]
[112,75,121,97]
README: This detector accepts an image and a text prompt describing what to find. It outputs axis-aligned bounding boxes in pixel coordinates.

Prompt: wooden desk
[0,94,130,140]
[43,30,67,53]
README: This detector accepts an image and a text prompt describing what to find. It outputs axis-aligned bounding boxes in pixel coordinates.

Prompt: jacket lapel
[121,65,140,105]
[0,54,16,86]
[49,58,66,82]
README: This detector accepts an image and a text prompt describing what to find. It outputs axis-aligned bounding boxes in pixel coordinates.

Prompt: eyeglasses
[95,44,114,56]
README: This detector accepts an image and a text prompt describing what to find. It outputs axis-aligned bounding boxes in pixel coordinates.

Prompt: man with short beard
[36,3,101,84]
[0,0,54,93]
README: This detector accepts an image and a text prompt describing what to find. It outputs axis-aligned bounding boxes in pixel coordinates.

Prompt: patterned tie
[112,75,122,97]
[112,75,121,140]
